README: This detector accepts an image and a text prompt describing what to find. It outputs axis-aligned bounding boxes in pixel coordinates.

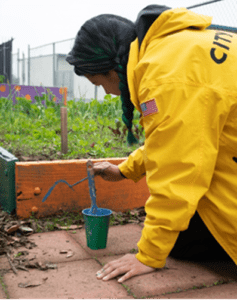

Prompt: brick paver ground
[0,223,236,299]
[158,281,237,299]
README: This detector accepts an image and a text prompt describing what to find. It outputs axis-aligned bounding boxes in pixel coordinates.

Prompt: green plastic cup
[82,208,112,250]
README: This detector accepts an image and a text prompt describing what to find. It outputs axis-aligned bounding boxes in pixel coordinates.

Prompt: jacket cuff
[119,170,127,178]
[136,248,166,269]
[118,160,145,183]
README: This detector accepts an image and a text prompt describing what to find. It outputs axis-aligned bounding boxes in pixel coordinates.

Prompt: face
[85,70,121,96]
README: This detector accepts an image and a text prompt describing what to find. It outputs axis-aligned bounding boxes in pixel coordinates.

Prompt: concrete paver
[0,283,7,299]
[4,259,133,299]
[11,230,91,264]
[0,256,10,270]
[158,281,237,298]
[201,260,237,281]
[1,224,237,299]
[97,255,233,299]
[69,224,142,257]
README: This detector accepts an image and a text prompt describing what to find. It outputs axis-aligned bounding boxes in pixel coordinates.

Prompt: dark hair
[66,14,138,145]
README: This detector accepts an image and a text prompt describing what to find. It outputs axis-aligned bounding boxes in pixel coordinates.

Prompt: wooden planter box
[15,158,149,219]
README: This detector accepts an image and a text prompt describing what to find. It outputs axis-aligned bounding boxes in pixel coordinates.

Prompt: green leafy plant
[0,93,145,160]
[0,75,5,83]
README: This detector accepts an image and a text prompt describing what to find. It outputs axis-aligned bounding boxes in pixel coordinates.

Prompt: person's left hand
[96,254,156,283]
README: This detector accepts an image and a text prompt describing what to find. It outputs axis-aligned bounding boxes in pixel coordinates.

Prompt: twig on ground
[6,252,18,275]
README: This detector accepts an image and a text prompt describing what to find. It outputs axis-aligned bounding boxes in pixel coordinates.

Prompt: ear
[107,69,118,77]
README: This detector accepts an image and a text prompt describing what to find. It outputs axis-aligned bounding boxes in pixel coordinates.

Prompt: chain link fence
[11,38,105,101]
[10,0,237,101]
[189,0,237,28]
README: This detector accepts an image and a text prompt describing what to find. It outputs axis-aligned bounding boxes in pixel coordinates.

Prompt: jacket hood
[135,5,171,47]
[135,6,212,52]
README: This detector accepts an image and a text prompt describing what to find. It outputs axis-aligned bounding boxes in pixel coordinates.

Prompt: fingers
[93,162,111,176]
[118,270,134,283]
[96,263,120,279]
[93,162,123,181]
[97,266,128,282]
[96,255,136,282]
[96,261,127,281]
[96,254,157,284]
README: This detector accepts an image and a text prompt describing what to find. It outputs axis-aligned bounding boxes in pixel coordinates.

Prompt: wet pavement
[1,223,237,299]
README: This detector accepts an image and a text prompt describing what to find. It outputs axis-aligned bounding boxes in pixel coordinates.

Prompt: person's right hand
[93,161,125,181]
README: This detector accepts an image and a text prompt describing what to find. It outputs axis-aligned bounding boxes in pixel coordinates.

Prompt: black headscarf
[66,5,171,145]
[66,14,138,145]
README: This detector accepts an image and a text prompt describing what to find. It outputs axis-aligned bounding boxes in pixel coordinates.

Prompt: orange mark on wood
[15,158,149,219]
[31,206,38,213]
[0,85,6,92]
[34,187,41,195]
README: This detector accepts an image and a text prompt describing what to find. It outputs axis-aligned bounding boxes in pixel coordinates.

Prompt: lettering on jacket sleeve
[210,31,233,64]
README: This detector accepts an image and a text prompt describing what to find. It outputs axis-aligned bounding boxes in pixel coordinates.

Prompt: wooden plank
[15,158,149,219]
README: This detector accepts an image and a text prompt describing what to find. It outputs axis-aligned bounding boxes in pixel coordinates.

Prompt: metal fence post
[3,41,5,82]
[22,52,25,85]
[53,42,56,87]
[28,45,30,85]
[10,38,13,84]
[17,49,20,84]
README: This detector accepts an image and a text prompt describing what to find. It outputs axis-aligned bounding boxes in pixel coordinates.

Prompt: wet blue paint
[82,208,112,217]
[42,177,88,203]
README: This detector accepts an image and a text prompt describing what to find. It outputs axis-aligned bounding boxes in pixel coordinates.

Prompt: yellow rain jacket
[119,8,237,268]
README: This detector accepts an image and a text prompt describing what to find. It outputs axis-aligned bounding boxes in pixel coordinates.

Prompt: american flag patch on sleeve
[140,98,159,117]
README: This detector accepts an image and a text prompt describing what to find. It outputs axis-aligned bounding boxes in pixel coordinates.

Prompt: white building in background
[29,54,54,87]
[18,53,106,101]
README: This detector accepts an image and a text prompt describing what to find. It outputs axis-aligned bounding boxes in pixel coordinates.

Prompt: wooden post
[60,107,68,154]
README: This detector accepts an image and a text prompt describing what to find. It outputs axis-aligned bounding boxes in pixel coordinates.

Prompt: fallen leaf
[11,236,20,242]
[66,251,73,258]
[18,281,42,288]
[128,220,140,224]
[19,226,33,233]
[69,225,82,230]
[5,225,20,234]
[45,263,57,269]
[16,265,29,272]
[56,224,82,230]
